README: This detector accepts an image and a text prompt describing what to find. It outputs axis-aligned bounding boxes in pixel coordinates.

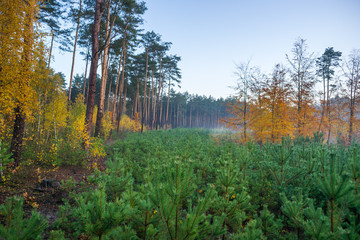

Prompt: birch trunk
[48,30,54,69]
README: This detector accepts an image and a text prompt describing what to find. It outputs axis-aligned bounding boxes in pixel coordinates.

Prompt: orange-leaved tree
[260,64,294,142]
[222,64,295,143]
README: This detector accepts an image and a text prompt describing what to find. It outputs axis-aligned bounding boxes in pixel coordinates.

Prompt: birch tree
[341,50,360,143]
[286,38,316,136]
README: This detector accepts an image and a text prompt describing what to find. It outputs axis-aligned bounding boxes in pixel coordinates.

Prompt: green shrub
[56,140,87,166]
[55,185,132,239]
[0,196,48,240]
[0,139,12,181]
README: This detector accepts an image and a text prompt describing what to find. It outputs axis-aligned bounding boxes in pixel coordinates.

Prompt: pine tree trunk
[133,77,140,118]
[189,106,192,128]
[95,1,112,137]
[150,70,155,129]
[111,45,125,122]
[141,48,149,133]
[183,109,185,127]
[159,85,164,127]
[106,71,112,112]
[155,57,163,130]
[122,81,127,114]
[152,74,158,129]
[112,22,129,123]
[177,104,179,128]
[116,44,128,126]
[146,71,152,125]
[83,43,90,99]
[146,76,151,125]
[68,0,82,102]
[131,96,134,118]
[166,78,171,128]
[116,78,127,133]
[173,104,176,128]
[85,0,104,138]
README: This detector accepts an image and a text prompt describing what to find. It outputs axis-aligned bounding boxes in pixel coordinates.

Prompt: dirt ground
[0,157,107,225]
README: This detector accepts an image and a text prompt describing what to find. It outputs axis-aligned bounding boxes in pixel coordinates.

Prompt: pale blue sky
[53,0,360,99]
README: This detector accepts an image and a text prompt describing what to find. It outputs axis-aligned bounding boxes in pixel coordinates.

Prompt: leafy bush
[55,139,87,166]
[118,114,142,132]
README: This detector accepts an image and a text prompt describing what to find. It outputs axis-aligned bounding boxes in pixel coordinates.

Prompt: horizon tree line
[221,38,360,144]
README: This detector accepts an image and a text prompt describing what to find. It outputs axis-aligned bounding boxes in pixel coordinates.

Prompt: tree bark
[159,83,164,127]
[146,70,153,126]
[122,81,128,114]
[83,43,90,99]
[177,104,179,128]
[141,48,149,133]
[150,70,156,128]
[85,0,104,139]
[116,44,128,127]
[166,78,171,128]
[133,77,140,118]
[68,0,82,102]
[95,0,112,137]
[111,46,124,122]
[111,22,129,123]
[155,57,163,130]
[11,107,26,167]
[189,106,192,128]
[106,70,113,111]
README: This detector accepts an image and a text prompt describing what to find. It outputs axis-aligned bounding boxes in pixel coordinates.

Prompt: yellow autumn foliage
[221,65,295,143]
[118,114,142,132]
[0,0,42,118]
[89,137,106,159]
[68,94,89,145]
[102,111,113,139]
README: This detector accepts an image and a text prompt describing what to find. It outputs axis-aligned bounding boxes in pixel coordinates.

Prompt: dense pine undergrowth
[1,129,360,239]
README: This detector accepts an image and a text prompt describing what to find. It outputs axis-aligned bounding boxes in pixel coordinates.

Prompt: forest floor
[0,154,108,225]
